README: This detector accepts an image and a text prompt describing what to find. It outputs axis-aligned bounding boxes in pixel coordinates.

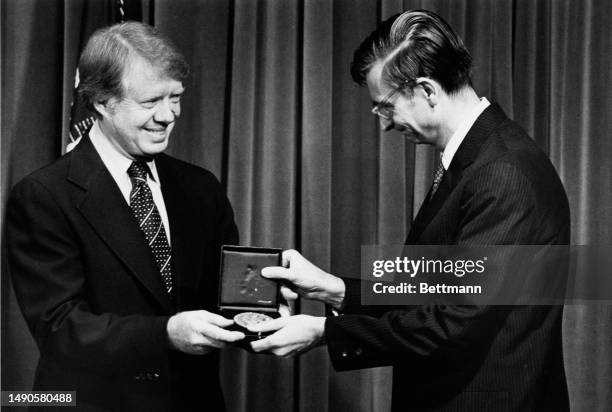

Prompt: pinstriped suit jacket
[325,104,570,411]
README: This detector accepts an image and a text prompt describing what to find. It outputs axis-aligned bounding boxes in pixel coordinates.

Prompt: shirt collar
[89,121,160,183]
[441,97,490,170]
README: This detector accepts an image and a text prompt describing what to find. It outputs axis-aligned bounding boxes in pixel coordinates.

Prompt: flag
[66,0,150,152]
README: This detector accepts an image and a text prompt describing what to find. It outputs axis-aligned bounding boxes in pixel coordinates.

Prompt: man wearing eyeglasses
[249,9,570,412]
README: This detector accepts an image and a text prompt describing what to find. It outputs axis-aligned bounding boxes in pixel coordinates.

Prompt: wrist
[305,316,327,348]
[315,316,327,345]
[166,314,179,351]
[319,274,345,310]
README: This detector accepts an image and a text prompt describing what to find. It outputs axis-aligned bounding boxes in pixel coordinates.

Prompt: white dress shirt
[89,122,171,244]
[441,97,490,170]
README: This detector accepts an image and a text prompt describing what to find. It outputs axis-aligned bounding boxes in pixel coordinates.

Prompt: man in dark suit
[249,10,570,411]
[6,22,244,411]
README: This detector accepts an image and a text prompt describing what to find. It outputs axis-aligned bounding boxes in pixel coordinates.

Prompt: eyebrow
[139,95,163,102]
[139,88,185,101]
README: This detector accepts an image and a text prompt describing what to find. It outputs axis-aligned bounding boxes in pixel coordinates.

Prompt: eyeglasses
[371,81,412,120]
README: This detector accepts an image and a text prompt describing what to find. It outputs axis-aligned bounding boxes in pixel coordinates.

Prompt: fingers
[198,310,234,328]
[280,285,298,301]
[261,266,292,281]
[196,337,225,349]
[278,303,292,318]
[249,335,274,353]
[281,249,300,267]
[249,315,325,356]
[167,311,245,354]
[199,321,245,343]
[249,332,293,355]
[192,311,245,342]
[247,317,286,333]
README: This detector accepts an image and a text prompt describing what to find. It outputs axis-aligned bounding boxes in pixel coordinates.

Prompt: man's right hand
[261,249,346,310]
[167,310,245,355]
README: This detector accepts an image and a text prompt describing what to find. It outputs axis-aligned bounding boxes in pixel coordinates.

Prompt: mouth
[144,128,167,138]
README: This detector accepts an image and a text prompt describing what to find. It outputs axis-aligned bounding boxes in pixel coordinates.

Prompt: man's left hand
[249,315,326,357]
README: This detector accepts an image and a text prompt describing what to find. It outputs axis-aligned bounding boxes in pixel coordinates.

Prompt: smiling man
[250,10,570,411]
[6,22,243,411]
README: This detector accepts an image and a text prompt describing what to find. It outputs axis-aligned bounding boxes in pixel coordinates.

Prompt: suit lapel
[406,169,453,243]
[67,137,174,312]
[405,103,508,244]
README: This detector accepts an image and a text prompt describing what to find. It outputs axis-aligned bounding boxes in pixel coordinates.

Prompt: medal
[234,312,273,329]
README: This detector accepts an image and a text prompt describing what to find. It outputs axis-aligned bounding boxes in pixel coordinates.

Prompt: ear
[416,77,439,107]
[93,99,113,118]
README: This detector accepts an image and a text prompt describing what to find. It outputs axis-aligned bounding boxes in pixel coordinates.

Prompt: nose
[379,116,394,132]
[154,98,178,124]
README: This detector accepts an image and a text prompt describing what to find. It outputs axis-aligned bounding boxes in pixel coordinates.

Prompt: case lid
[218,245,282,311]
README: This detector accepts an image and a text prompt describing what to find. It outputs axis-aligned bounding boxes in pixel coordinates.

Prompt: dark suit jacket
[325,104,570,411]
[6,136,238,412]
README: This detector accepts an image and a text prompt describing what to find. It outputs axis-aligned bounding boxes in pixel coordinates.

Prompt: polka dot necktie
[127,161,174,294]
[430,155,445,200]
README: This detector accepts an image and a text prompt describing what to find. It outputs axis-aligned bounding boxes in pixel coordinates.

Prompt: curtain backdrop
[2,0,611,411]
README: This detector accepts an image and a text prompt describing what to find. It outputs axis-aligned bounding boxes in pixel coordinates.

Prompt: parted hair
[78,21,189,112]
[350,10,472,95]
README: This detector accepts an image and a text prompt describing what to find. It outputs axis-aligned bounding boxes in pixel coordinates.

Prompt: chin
[403,134,421,144]
[140,141,169,157]
[403,132,432,146]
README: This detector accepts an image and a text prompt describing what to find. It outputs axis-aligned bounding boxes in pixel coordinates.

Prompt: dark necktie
[430,156,445,200]
[127,161,174,294]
